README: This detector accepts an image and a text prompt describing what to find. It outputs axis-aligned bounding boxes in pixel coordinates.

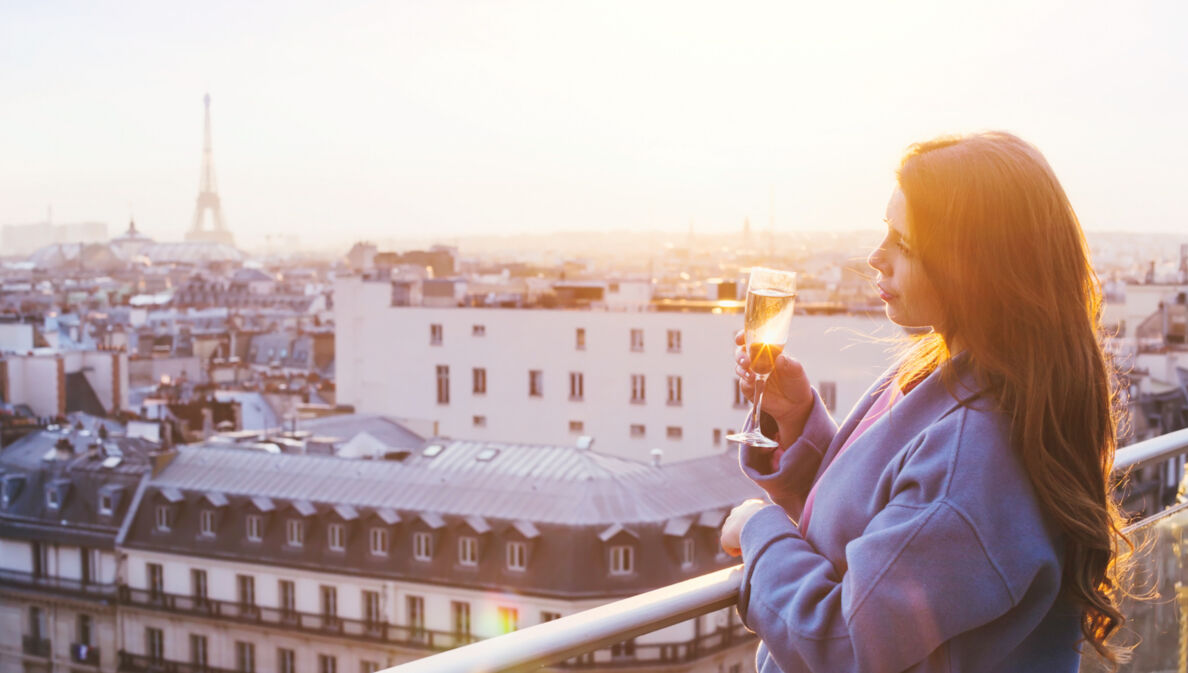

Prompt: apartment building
[116,442,762,673]
[335,275,894,463]
[0,422,156,673]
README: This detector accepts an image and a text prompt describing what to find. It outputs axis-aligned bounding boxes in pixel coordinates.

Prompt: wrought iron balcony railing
[0,568,119,600]
[118,651,236,673]
[385,427,1188,673]
[71,642,101,666]
[22,635,50,658]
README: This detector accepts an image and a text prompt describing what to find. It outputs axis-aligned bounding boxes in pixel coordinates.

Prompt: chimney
[650,448,663,467]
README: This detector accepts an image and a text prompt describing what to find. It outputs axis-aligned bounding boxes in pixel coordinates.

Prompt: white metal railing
[385,427,1188,673]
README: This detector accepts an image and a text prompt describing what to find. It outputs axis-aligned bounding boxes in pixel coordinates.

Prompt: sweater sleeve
[739,388,837,520]
[736,497,1018,673]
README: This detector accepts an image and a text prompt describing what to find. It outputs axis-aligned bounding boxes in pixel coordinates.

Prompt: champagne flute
[727,267,798,448]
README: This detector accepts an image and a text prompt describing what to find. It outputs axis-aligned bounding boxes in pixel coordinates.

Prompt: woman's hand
[720,499,769,557]
[734,329,814,448]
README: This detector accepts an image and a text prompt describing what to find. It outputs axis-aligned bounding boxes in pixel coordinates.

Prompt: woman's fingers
[734,329,745,346]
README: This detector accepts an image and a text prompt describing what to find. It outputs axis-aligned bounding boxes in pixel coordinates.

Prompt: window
[155,505,173,531]
[413,532,433,560]
[630,374,646,403]
[146,627,164,663]
[363,590,382,626]
[436,365,450,404]
[328,523,345,551]
[286,519,305,547]
[569,372,584,400]
[279,580,296,617]
[369,528,389,556]
[147,562,164,597]
[408,595,425,636]
[192,568,208,601]
[472,324,485,336]
[472,415,486,427]
[819,380,838,413]
[472,367,487,394]
[80,546,94,585]
[713,428,722,445]
[199,509,216,537]
[246,514,263,542]
[238,574,256,608]
[568,420,584,434]
[507,541,527,571]
[733,380,747,407]
[667,329,681,353]
[666,426,683,440]
[77,613,92,646]
[541,611,561,623]
[629,328,644,351]
[318,655,337,673]
[278,648,295,673]
[528,370,543,397]
[611,639,637,659]
[630,424,646,438]
[236,641,256,673]
[360,661,381,673]
[681,538,695,568]
[667,375,682,405]
[29,606,45,640]
[430,323,443,345]
[452,601,471,635]
[458,536,478,566]
[47,486,59,509]
[498,606,519,633]
[321,585,338,624]
[99,493,113,515]
[610,545,634,575]
[575,327,586,350]
[191,634,208,668]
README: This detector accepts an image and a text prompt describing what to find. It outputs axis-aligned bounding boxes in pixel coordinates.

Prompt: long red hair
[894,131,1128,662]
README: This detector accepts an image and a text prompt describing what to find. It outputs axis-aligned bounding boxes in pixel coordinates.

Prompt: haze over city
[2,1,1186,252]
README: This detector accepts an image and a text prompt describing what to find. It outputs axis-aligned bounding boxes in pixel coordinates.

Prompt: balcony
[22,635,50,658]
[385,427,1188,673]
[118,651,236,673]
[0,569,119,601]
[71,643,101,666]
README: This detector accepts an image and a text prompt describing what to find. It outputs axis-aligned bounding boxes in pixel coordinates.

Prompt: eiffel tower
[185,93,235,247]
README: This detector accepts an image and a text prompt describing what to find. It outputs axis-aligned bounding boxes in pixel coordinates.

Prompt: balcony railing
[72,642,101,666]
[0,568,118,600]
[22,635,50,658]
[387,427,1188,673]
[118,651,236,673]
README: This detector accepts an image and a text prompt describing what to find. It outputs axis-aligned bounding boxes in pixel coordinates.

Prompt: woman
[720,131,1128,673]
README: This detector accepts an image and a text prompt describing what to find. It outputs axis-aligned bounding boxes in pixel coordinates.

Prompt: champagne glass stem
[750,374,767,438]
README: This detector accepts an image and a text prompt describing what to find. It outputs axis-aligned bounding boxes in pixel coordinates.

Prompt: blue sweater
[737,364,1082,672]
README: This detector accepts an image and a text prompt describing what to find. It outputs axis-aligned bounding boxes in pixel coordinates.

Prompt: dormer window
[46,488,60,510]
[99,494,114,516]
[681,538,695,569]
[199,510,216,538]
[286,520,305,547]
[413,532,433,561]
[155,505,174,532]
[458,537,478,566]
[369,528,389,556]
[328,523,345,551]
[610,545,634,575]
[506,541,527,572]
[246,515,263,542]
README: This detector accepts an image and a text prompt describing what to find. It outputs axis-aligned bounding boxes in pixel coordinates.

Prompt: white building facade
[335,276,896,462]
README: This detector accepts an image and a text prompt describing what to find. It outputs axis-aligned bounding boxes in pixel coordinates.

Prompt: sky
[1,1,1186,251]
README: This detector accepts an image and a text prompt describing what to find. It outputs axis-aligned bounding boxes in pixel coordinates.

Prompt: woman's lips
[876,283,896,302]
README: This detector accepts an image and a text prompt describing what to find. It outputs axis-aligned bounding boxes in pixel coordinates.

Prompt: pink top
[798,383,898,532]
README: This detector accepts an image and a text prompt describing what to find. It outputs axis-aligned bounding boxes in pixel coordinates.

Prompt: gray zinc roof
[150,441,761,526]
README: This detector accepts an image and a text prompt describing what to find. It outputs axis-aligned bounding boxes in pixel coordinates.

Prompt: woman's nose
[868,245,888,275]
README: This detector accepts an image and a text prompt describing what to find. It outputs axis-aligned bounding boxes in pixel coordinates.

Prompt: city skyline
[2,1,1186,250]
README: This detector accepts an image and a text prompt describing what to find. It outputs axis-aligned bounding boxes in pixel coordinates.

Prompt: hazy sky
[2,1,1185,250]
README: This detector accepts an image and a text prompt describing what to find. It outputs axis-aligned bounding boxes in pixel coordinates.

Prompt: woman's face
[868,187,946,330]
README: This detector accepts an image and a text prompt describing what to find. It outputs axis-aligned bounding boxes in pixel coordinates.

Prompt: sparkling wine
[744,288,797,374]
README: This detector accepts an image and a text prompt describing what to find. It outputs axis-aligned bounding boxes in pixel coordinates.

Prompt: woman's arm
[734,411,1063,673]
[739,388,836,520]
